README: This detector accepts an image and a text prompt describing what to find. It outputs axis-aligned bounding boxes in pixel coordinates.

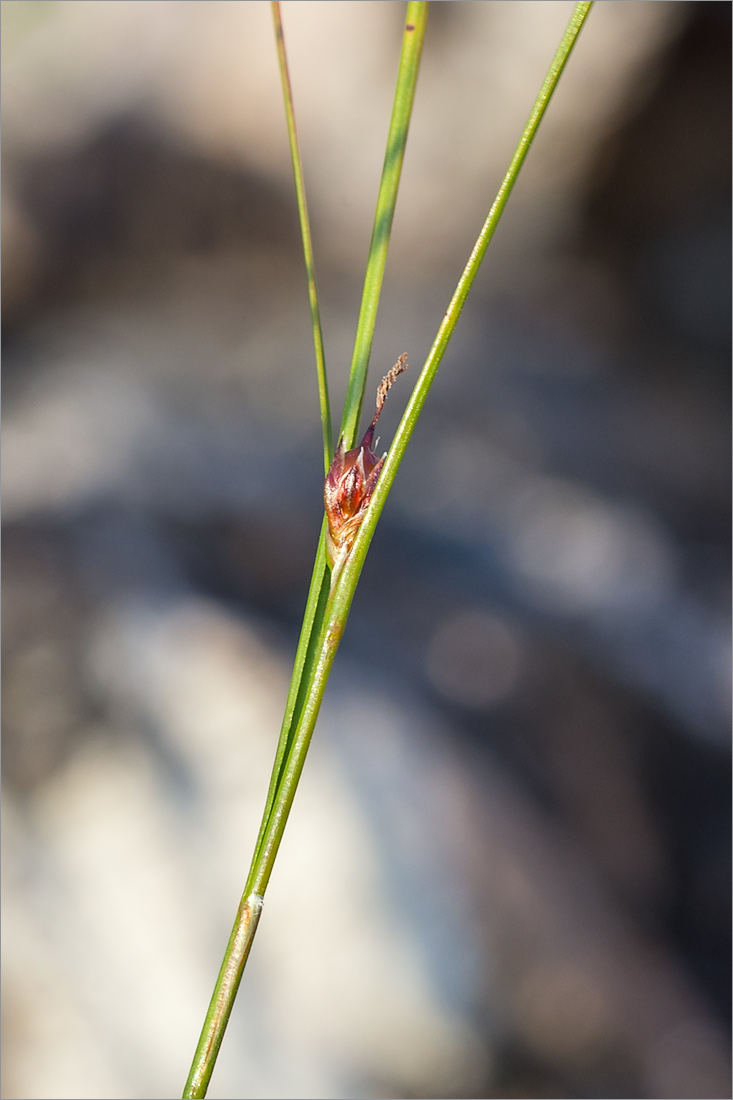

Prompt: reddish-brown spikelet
[324,354,408,569]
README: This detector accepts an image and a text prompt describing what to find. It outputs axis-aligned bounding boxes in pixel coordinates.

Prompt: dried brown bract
[324,354,408,571]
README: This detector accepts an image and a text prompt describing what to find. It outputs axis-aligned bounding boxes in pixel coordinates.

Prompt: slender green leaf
[342,0,596,593]
[272,0,332,471]
[183,3,593,1096]
[249,0,428,874]
[340,0,428,447]
[183,6,428,1096]
[245,0,596,964]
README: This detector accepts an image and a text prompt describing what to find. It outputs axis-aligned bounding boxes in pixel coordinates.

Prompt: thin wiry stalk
[237,0,596,920]
[247,0,428,877]
[182,2,593,1096]
[183,5,428,1096]
[339,1,428,447]
[343,0,596,588]
[271,0,332,472]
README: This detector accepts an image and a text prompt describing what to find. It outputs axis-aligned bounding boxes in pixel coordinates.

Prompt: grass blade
[183,6,428,1097]
[183,3,593,1096]
[252,1,428,840]
[272,0,332,471]
[342,0,596,589]
[249,1,428,861]
[246,0,597,988]
[340,1,428,447]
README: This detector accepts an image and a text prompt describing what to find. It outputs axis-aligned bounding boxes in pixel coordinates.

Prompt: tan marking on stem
[202,894,264,1062]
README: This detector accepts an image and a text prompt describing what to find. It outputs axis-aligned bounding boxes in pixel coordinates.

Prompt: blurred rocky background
[2,2,730,1098]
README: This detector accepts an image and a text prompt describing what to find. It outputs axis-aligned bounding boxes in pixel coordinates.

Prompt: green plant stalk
[253,1,335,848]
[251,0,334,865]
[248,0,427,864]
[184,2,592,1092]
[235,0,595,903]
[183,3,593,1096]
[340,0,428,447]
[249,523,330,869]
[272,0,332,473]
[344,0,595,585]
[250,0,428,870]
[183,6,427,1097]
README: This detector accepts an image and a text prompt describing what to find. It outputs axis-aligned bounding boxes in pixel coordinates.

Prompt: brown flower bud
[324,354,408,570]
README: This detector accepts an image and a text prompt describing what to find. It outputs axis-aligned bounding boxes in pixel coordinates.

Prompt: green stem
[182,892,263,1100]
[340,1,428,447]
[249,0,596,902]
[243,0,597,959]
[182,3,593,1096]
[183,7,428,1096]
[343,0,596,585]
[272,0,332,470]
[250,526,330,866]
